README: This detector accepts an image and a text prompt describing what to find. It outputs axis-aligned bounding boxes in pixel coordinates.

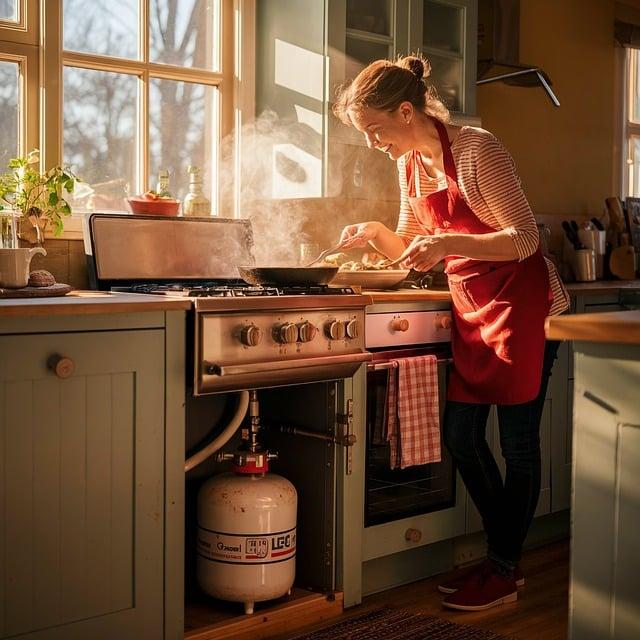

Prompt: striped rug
[291,607,515,640]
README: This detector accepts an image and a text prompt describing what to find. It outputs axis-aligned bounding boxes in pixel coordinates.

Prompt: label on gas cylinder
[197,526,296,565]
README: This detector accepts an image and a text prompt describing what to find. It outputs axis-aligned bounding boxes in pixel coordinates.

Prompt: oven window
[365,357,455,527]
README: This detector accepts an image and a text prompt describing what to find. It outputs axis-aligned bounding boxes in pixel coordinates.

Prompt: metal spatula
[301,244,344,268]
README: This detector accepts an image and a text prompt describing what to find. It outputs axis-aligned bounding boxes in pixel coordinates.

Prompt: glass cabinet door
[410,0,477,115]
[344,0,394,77]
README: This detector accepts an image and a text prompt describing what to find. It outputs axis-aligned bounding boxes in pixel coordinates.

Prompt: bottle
[182,166,211,217]
[156,169,171,198]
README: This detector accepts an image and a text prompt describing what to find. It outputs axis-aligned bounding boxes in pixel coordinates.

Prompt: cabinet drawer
[0,330,165,639]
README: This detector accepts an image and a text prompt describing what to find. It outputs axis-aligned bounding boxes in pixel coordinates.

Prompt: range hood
[477,0,560,107]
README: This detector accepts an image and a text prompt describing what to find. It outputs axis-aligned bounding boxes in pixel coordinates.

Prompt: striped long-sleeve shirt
[396,126,569,316]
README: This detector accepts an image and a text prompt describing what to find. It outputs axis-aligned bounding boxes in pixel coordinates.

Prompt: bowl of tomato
[127,191,181,216]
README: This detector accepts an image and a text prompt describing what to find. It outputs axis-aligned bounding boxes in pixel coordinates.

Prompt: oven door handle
[204,351,372,376]
[367,357,452,371]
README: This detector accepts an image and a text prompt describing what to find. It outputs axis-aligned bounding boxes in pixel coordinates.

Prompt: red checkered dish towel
[385,355,441,469]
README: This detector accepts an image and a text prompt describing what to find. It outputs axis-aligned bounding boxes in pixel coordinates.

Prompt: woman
[334,55,569,612]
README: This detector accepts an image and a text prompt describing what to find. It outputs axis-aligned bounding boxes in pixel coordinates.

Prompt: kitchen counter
[546,310,640,345]
[366,279,640,304]
[0,290,192,317]
[563,279,640,295]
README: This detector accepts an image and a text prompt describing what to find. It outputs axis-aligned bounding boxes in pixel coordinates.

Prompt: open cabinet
[182,379,357,640]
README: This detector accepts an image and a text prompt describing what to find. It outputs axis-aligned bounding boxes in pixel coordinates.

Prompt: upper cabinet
[253,1,478,201]
[409,0,477,117]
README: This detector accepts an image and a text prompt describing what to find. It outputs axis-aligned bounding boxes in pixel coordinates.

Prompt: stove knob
[275,322,298,344]
[345,319,361,339]
[438,315,452,330]
[325,320,346,341]
[298,321,318,343]
[390,317,410,332]
[240,324,263,347]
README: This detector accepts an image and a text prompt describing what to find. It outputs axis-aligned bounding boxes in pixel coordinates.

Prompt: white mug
[0,247,47,288]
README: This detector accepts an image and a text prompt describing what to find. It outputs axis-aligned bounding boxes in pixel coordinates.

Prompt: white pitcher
[0,247,47,288]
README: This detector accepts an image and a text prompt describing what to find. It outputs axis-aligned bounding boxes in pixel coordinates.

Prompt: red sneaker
[442,567,518,611]
[437,560,524,594]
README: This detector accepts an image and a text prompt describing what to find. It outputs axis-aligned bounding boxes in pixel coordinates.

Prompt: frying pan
[237,265,339,286]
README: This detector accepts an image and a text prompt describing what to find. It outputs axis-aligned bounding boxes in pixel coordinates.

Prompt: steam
[218,108,401,267]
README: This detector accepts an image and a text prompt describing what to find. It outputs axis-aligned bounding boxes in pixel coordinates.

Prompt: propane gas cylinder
[196,452,297,615]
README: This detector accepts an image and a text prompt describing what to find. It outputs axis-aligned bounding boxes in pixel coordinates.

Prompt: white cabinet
[570,341,640,639]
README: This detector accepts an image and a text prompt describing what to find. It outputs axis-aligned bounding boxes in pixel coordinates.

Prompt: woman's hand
[338,221,381,249]
[399,235,449,271]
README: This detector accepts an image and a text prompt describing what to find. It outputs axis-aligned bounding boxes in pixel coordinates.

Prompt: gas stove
[87,213,372,394]
[118,281,358,298]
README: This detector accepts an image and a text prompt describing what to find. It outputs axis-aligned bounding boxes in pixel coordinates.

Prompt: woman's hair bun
[396,54,431,81]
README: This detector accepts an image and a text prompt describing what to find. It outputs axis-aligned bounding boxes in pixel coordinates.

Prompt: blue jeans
[443,340,561,567]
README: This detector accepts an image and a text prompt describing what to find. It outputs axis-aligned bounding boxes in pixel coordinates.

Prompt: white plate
[330,269,410,289]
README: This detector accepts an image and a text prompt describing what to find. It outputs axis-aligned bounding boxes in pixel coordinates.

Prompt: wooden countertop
[546,310,640,344]
[563,280,640,295]
[0,290,192,317]
[366,279,640,304]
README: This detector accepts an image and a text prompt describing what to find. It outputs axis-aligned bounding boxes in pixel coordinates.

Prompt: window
[625,48,640,197]
[0,0,236,219]
[54,0,231,213]
[0,0,38,167]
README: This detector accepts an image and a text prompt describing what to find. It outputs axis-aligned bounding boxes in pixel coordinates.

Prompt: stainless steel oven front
[364,309,455,527]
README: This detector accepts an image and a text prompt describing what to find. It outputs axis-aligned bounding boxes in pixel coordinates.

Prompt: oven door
[365,345,454,528]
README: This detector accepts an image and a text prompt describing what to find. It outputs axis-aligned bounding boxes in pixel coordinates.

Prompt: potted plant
[0,149,80,247]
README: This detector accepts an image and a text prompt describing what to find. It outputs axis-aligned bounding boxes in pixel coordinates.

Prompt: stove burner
[122,282,357,297]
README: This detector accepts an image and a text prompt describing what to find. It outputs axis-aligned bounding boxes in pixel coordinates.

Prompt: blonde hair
[333,54,450,124]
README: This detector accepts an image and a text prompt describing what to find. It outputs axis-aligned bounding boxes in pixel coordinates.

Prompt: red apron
[407,120,552,405]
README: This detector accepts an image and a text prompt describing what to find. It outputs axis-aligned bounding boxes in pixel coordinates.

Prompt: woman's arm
[338,221,407,258]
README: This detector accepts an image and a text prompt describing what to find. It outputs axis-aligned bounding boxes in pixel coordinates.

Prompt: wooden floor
[275,539,569,640]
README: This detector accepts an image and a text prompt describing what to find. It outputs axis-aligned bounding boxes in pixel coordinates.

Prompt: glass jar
[0,210,19,249]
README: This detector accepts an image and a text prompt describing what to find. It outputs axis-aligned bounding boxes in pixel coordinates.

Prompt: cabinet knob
[390,318,409,332]
[48,354,75,379]
[439,316,452,330]
[405,528,422,543]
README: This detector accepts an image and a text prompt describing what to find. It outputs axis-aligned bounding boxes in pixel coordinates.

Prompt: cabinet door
[0,330,165,640]
[409,0,477,115]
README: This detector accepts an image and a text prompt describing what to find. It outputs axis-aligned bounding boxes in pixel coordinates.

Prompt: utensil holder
[578,229,605,279]
[573,248,596,282]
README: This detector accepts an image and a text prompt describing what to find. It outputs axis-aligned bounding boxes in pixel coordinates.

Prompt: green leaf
[48,191,59,206]
[65,179,75,192]
[60,202,71,215]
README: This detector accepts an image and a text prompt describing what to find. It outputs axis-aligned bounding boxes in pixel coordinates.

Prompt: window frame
[623,47,640,197]
[42,0,236,216]
[0,0,39,157]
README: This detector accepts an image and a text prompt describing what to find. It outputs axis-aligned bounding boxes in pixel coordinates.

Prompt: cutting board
[0,283,73,298]
[609,245,636,280]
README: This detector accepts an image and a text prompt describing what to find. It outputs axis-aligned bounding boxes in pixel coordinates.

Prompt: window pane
[423,0,463,54]
[63,0,138,60]
[0,60,19,170]
[150,0,220,71]
[0,0,17,21]
[629,135,640,198]
[346,0,392,36]
[149,78,218,207]
[63,67,138,211]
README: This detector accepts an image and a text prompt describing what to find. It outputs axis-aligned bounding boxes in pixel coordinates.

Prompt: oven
[364,309,455,527]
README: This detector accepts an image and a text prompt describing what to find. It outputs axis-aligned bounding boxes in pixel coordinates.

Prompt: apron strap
[432,118,458,182]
